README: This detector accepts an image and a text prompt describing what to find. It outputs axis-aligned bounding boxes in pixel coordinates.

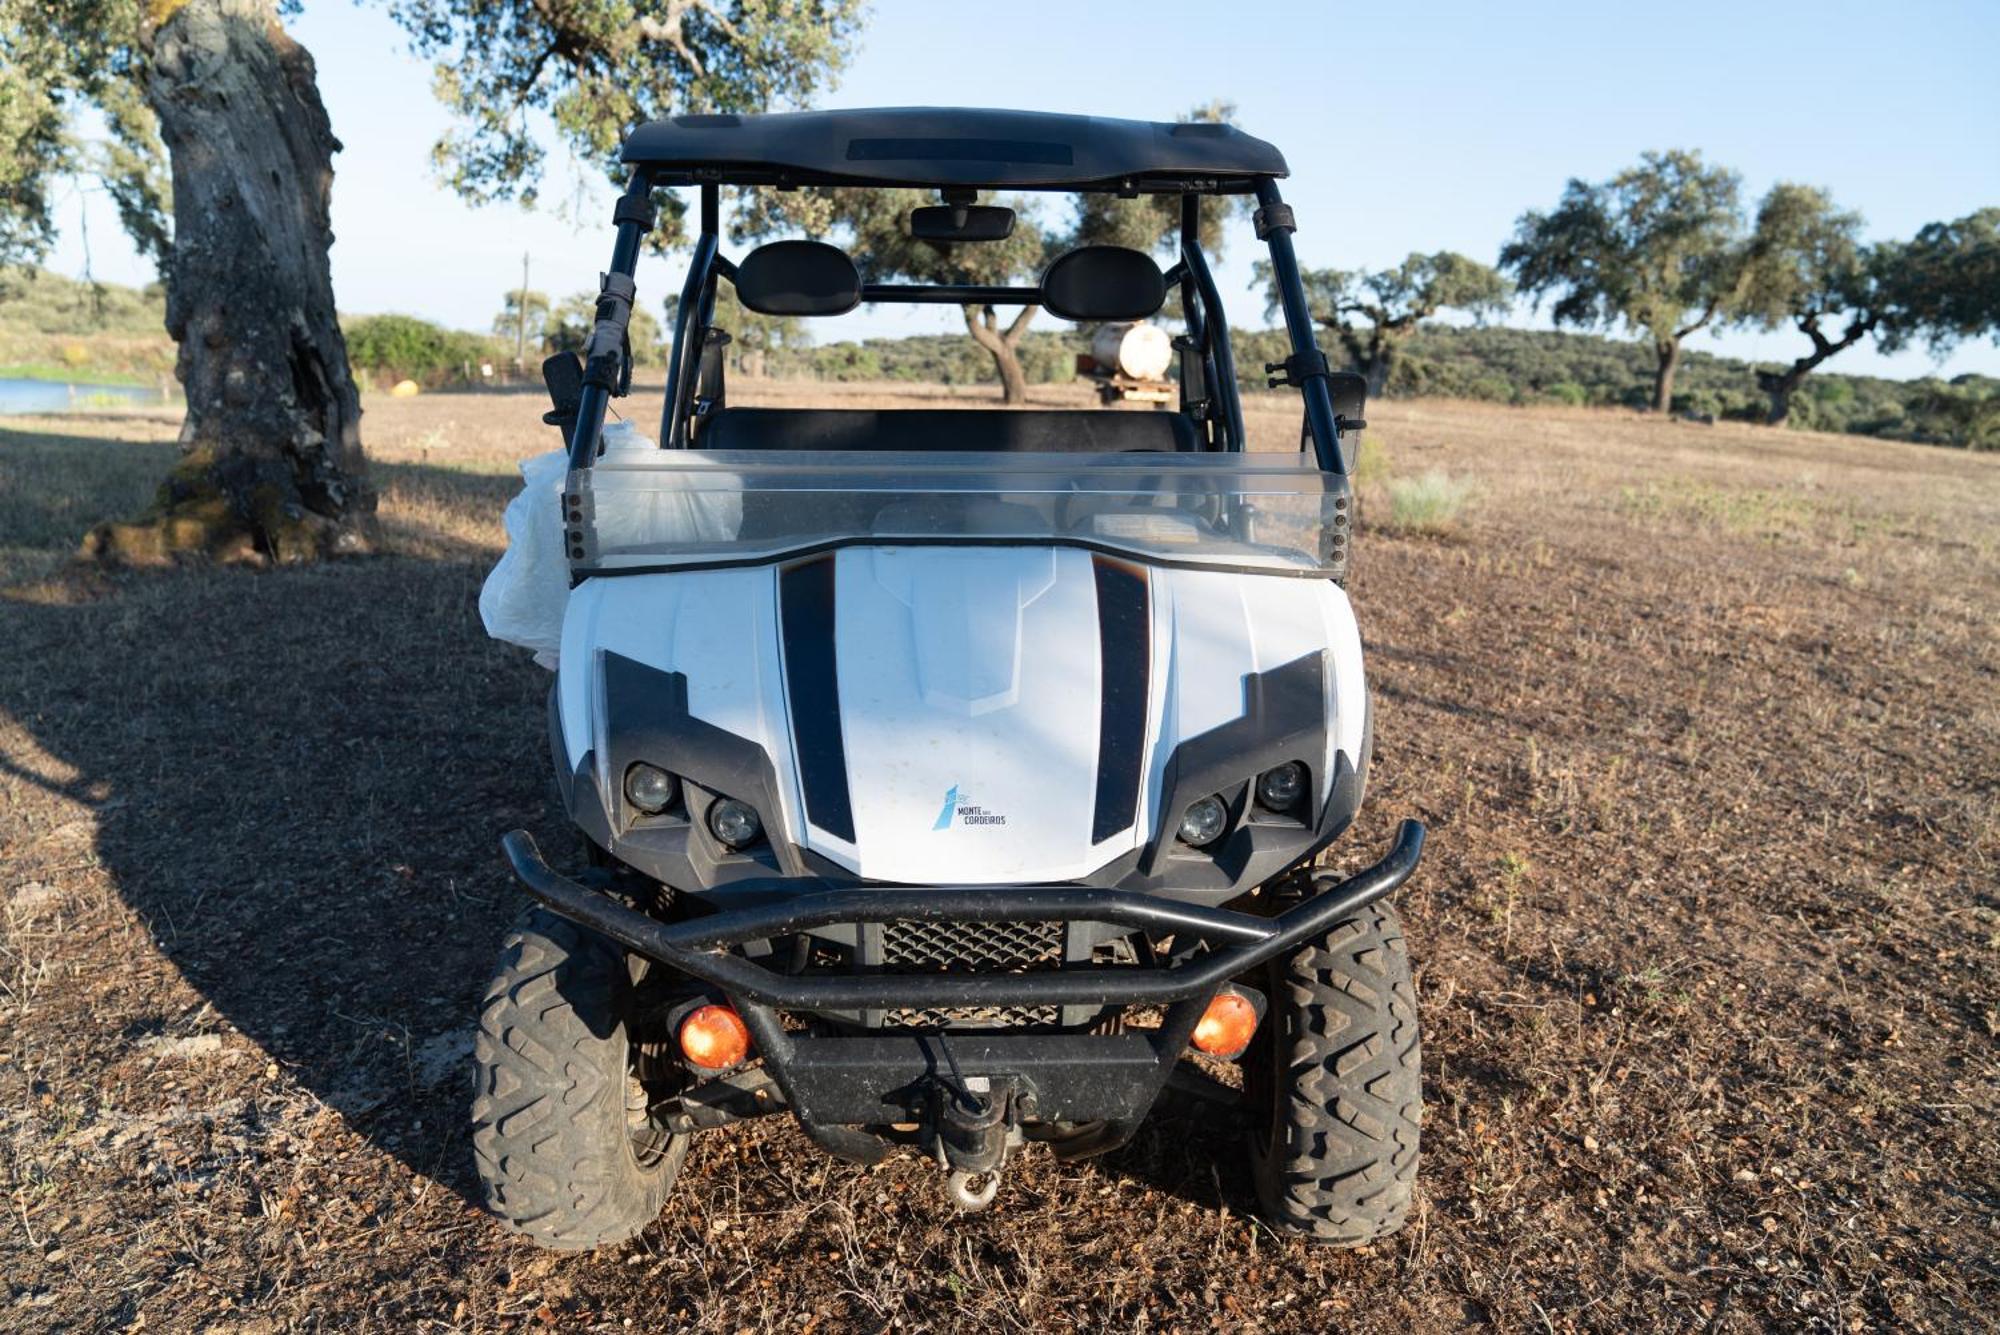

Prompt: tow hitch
[932,1043,1027,1213]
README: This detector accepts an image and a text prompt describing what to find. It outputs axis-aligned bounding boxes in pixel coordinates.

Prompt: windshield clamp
[1264,349,1329,390]
[612,193,657,231]
[1252,202,1296,239]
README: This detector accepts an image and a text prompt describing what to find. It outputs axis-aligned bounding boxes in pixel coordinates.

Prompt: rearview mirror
[910,204,1016,242]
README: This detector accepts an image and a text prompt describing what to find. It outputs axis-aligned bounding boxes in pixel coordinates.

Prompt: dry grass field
[2,380,1997,1332]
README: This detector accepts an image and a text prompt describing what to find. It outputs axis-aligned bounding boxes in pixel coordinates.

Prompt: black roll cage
[561,169,1356,482]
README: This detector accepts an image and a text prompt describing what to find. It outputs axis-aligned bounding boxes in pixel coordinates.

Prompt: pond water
[0,377,174,415]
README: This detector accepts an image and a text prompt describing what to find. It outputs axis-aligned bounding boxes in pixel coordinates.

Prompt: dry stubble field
[1,381,1997,1332]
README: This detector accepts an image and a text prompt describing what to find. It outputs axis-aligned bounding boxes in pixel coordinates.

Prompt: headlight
[1177,795,1227,846]
[624,763,678,814]
[1255,762,1306,812]
[707,797,763,848]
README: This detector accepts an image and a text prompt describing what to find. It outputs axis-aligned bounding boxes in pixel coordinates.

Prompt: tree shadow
[0,423,181,578]
[0,447,556,1207]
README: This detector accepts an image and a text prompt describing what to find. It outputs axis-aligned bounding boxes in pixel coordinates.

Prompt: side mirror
[909,204,1015,242]
[541,352,584,446]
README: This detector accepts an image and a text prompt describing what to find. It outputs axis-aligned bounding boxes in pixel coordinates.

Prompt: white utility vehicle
[474,108,1426,1250]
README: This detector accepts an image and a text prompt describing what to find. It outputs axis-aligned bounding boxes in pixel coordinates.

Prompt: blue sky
[45,0,2000,378]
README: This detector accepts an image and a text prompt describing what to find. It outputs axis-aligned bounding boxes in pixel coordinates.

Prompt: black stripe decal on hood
[1091,555,1151,844]
[779,555,856,843]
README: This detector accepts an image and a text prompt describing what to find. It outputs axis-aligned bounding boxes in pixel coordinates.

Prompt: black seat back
[734,241,862,316]
[1040,246,1166,321]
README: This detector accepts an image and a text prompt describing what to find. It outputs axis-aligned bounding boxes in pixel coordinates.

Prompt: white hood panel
[835,546,1103,884]
[558,547,1368,888]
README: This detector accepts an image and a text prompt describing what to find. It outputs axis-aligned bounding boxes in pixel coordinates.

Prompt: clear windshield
[570,449,1347,575]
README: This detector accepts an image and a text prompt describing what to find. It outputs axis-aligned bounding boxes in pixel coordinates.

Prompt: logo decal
[933,785,1007,830]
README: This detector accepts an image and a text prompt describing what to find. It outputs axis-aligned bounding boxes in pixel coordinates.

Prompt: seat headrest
[734,240,861,317]
[1040,245,1166,322]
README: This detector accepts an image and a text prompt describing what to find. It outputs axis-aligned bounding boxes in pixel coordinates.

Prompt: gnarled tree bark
[1756,311,1874,426]
[84,0,373,564]
[1323,304,1429,399]
[962,303,1034,405]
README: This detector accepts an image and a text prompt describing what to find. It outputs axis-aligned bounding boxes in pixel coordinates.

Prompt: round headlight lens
[624,763,678,814]
[1256,762,1306,811]
[1177,795,1228,847]
[707,797,763,848]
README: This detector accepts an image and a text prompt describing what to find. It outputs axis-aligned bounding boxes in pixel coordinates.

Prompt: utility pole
[515,251,531,373]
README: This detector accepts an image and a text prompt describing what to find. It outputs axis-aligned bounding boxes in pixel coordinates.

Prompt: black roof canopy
[620,107,1288,192]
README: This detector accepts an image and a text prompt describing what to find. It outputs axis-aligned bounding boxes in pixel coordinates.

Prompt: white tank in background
[1090,322,1173,381]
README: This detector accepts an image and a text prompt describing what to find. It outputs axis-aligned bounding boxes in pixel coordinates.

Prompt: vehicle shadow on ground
[0,447,1270,1218]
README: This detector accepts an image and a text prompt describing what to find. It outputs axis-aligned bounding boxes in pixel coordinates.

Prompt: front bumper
[499,819,1424,1159]
[500,819,1424,1011]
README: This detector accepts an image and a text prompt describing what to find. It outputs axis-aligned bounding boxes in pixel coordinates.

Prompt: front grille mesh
[879,919,1063,1029]
[881,919,1063,972]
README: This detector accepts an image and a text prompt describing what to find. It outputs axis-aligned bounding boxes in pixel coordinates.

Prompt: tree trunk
[1363,329,1396,399]
[962,304,1034,405]
[1756,366,1805,427]
[84,0,372,565]
[1757,313,1874,427]
[1651,338,1681,414]
[1331,318,1405,400]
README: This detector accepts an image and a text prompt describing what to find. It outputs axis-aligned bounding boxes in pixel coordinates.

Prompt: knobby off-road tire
[471,906,688,1250]
[1248,901,1422,1245]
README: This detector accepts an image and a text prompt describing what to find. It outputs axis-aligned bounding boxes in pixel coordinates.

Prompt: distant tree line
[1498,151,1998,425]
[752,322,1995,450]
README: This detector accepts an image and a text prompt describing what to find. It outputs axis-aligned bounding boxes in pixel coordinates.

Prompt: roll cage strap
[1253,179,1350,476]
[613,193,657,230]
[581,270,637,396]
[567,172,658,472]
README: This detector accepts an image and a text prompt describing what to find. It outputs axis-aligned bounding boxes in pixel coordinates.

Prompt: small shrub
[345,314,502,388]
[1545,381,1588,407]
[1353,434,1389,487]
[1385,470,1476,534]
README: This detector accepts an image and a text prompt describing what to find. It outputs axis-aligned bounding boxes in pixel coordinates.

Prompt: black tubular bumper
[499,819,1425,1010]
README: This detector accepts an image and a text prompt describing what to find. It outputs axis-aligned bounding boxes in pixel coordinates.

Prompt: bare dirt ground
[2,381,1997,1332]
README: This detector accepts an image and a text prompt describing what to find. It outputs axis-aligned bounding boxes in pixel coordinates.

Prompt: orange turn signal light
[678,1004,752,1070]
[1191,990,1259,1059]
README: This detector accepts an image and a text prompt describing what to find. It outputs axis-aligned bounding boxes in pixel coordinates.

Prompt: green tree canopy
[387,0,863,243]
[1261,251,1511,397]
[1734,183,1877,424]
[1874,208,2000,355]
[1501,149,1747,412]
[0,0,169,272]
[492,286,550,343]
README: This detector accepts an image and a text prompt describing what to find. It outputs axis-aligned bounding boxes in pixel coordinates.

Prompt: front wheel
[470,906,688,1250]
[1246,900,1422,1245]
